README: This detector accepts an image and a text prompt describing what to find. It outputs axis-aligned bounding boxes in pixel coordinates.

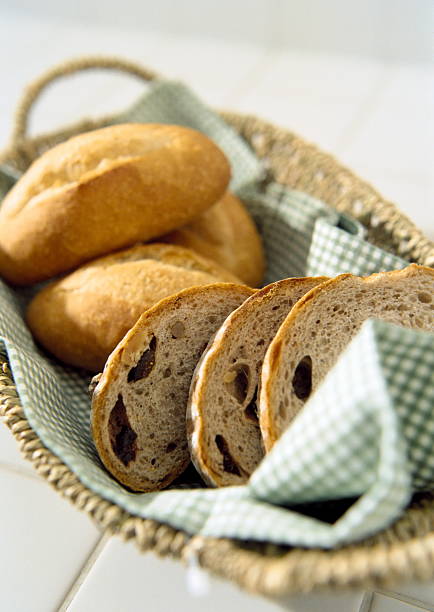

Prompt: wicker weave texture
[0,57,433,597]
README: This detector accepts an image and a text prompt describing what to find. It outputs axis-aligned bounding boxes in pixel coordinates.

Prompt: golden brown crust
[0,123,230,285]
[26,243,244,372]
[259,264,434,450]
[91,283,255,491]
[161,192,265,287]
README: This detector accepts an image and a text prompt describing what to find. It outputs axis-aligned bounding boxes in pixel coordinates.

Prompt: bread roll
[260,264,434,450]
[161,192,265,287]
[26,243,242,372]
[0,123,230,285]
[91,283,254,492]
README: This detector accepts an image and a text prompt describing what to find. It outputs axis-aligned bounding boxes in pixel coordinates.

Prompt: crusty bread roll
[26,243,243,372]
[0,123,230,285]
[187,276,327,487]
[161,192,265,287]
[260,264,434,450]
[91,283,254,492]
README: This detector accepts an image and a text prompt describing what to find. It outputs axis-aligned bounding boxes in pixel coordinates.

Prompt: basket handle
[10,56,159,147]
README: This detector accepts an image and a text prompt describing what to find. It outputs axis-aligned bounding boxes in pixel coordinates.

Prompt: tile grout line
[334,63,395,155]
[222,46,283,107]
[374,588,434,611]
[56,530,111,611]
[0,460,42,481]
[358,591,374,612]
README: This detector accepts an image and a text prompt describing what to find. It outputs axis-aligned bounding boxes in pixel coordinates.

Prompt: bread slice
[26,243,243,372]
[187,276,328,487]
[260,264,434,450]
[91,282,254,492]
[161,192,265,287]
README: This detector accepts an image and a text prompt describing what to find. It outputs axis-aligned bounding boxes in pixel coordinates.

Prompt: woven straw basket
[1,57,434,598]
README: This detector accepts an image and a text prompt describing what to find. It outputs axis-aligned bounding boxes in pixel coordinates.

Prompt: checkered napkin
[203,319,434,548]
[0,80,432,548]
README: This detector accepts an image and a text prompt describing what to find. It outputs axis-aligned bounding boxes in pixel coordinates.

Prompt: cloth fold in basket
[0,79,432,548]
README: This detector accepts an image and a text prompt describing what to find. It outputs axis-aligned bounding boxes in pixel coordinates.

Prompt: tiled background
[0,3,433,610]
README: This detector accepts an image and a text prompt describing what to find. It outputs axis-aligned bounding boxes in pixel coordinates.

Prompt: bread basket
[1,56,434,597]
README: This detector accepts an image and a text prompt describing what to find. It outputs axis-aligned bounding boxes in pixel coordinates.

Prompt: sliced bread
[187,276,328,487]
[260,264,434,450]
[91,282,254,492]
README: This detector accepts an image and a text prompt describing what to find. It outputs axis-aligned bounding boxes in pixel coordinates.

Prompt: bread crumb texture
[91,283,254,491]
[260,265,434,451]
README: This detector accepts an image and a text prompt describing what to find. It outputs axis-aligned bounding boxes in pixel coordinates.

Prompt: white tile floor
[0,11,433,612]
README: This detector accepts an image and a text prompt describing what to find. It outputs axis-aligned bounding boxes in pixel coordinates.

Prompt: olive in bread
[260,264,434,450]
[187,276,328,487]
[91,283,254,492]
[0,123,230,285]
[26,243,244,372]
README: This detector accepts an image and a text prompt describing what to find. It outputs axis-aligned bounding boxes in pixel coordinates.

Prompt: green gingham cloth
[0,80,432,548]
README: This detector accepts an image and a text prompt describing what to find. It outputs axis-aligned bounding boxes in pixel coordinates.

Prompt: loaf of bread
[26,243,243,372]
[187,276,328,487]
[260,264,434,450]
[161,192,265,287]
[91,283,254,492]
[0,123,230,285]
